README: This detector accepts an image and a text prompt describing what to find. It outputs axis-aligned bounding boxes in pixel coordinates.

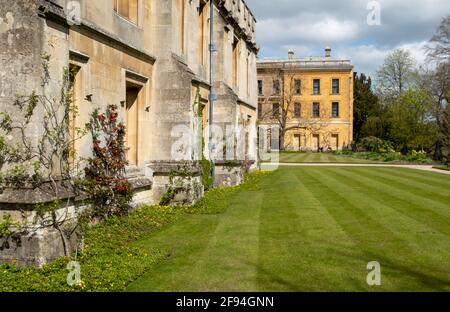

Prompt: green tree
[388,90,437,153]
[353,73,383,141]
[376,49,417,99]
[360,107,391,140]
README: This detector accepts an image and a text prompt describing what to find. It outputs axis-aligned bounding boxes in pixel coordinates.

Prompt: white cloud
[336,45,388,77]
[336,41,429,78]
[398,41,428,64]
[258,15,360,45]
[246,0,449,76]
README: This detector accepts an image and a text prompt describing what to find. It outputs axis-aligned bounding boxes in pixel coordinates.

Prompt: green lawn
[266,151,379,163]
[127,167,450,292]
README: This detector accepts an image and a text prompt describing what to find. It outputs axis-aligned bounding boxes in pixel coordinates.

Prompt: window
[294,103,301,118]
[258,103,262,119]
[258,80,263,96]
[69,64,82,162]
[246,54,250,96]
[313,79,320,95]
[180,0,185,53]
[232,37,239,87]
[313,102,320,118]
[294,79,301,95]
[273,79,280,95]
[114,0,138,24]
[272,103,280,118]
[332,79,340,95]
[332,102,339,118]
[198,0,206,66]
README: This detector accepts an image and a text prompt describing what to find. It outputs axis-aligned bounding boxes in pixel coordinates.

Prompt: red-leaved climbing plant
[82,104,133,220]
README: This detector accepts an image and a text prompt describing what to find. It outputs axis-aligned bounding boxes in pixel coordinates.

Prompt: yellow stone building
[257,48,354,151]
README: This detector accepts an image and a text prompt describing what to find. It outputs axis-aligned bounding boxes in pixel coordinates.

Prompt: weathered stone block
[214,161,244,187]
[0,220,82,268]
[149,161,204,206]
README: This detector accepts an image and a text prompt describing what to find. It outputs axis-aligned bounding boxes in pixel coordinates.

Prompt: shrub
[200,158,213,191]
[406,150,428,162]
[79,104,133,221]
[357,137,394,153]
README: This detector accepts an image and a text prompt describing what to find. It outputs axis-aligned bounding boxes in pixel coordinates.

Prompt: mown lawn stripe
[355,168,450,220]
[363,168,450,204]
[330,168,450,237]
[322,168,450,278]
[378,167,450,189]
[299,167,450,291]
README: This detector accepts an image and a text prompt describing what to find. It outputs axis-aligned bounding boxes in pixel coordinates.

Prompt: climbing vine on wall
[0,53,84,253]
[0,54,132,249]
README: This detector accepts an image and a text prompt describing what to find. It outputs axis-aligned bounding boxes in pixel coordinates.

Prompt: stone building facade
[0,0,258,266]
[257,48,354,151]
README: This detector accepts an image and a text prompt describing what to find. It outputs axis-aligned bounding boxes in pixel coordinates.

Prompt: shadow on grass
[331,244,450,292]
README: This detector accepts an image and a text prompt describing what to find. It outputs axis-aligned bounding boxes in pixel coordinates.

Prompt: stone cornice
[257,59,354,72]
[215,0,259,54]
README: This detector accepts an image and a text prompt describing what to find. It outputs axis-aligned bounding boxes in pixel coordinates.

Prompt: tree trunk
[280,131,285,151]
[434,140,443,161]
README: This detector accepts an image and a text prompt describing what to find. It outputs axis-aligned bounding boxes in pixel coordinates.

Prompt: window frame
[332,102,339,118]
[272,79,281,96]
[294,102,301,118]
[313,79,321,95]
[294,79,301,95]
[272,102,280,118]
[313,102,320,118]
[113,0,139,25]
[232,36,240,87]
[332,79,340,95]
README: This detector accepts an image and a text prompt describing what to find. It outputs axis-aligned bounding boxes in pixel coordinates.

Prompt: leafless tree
[419,62,450,159]
[427,15,450,61]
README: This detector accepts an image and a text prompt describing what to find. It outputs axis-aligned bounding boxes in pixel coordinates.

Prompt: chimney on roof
[325,46,332,58]
[288,48,295,60]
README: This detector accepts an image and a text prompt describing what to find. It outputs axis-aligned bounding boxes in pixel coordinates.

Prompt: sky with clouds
[246,0,450,77]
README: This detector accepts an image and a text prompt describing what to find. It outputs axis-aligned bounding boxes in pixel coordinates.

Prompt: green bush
[200,158,213,191]
[334,150,433,164]
[406,150,428,162]
[356,137,394,153]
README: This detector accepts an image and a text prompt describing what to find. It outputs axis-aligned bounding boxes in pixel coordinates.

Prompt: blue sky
[246,0,450,77]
